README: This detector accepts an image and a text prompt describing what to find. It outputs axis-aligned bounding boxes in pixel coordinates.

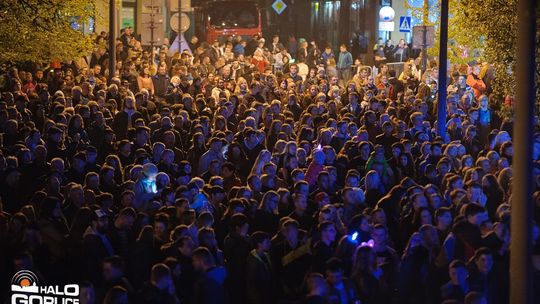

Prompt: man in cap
[83,209,114,284]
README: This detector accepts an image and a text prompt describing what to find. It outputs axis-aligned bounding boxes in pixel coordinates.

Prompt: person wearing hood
[191,247,227,304]
[133,163,160,211]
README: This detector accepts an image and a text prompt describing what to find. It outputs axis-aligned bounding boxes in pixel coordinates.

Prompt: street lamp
[108,0,116,80]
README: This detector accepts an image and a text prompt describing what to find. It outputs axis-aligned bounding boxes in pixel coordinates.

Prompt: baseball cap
[93,209,108,220]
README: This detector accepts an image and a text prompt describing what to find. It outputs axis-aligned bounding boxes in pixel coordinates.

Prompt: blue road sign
[399,16,412,33]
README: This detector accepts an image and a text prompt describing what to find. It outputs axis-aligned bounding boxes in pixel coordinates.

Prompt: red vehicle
[195,1,262,43]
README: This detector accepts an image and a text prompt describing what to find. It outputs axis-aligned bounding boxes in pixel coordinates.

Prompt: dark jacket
[135,282,179,304]
[440,281,468,302]
[246,250,275,304]
[326,278,359,304]
[223,233,251,303]
[192,266,227,304]
[82,227,114,284]
[452,220,485,261]
[113,110,144,140]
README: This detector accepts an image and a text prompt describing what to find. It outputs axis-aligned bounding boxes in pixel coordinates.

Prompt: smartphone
[221,144,229,159]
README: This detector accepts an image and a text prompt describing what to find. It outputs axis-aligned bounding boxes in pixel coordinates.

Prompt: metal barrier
[353,63,405,79]
[386,62,405,78]
[353,65,373,77]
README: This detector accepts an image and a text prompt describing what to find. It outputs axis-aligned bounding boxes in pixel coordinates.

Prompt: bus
[195,1,262,43]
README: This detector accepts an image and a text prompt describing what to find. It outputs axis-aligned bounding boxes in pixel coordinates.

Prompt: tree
[405,0,484,65]
[406,0,539,119]
[0,0,96,64]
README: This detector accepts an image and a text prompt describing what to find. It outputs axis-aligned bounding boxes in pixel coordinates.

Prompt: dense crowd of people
[1,28,540,304]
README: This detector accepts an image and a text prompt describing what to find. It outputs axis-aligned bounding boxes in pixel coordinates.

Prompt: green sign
[122,7,135,28]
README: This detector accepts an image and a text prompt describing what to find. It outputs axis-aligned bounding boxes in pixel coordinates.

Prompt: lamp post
[421,0,429,72]
[510,0,537,303]
[108,0,116,80]
[178,0,182,52]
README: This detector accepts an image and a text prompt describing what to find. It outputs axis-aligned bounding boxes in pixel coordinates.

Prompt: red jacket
[466,75,486,98]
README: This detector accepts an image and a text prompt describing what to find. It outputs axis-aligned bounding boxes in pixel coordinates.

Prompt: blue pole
[436,0,448,139]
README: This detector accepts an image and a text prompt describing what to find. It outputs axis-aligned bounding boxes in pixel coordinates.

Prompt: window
[208,2,258,28]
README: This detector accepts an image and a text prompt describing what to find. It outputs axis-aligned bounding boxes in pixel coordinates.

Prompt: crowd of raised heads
[0,28,540,304]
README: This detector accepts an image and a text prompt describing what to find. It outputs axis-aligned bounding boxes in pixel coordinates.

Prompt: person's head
[247,175,262,192]
[158,65,167,76]
[448,260,468,284]
[115,207,136,229]
[466,182,483,203]
[102,255,125,282]
[464,291,488,304]
[463,200,486,224]
[198,225,218,247]
[150,263,173,290]
[319,221,337,244]
[353,245,376,273]
[178,236,194,257]
[339,44,347,52]
[289,63,298,74]
[91,209,109,234]
[282,219,299,241]
[371,224,387,247]
[260,190,279,212]
[415,207,433,226]
[479,95,489,110]
[192,247,215,272]
[230,213,249,236]
[251,231,271,252]
[79,281,95,304]
[325,257,345,286]
[293,193,307,213]
[435,207,452,229]
[473,247,493,275]
[410,192,428,211]
[367,209,384,227]
[153,213,169,240]
[306,273,327,296]
[142,163,158,181]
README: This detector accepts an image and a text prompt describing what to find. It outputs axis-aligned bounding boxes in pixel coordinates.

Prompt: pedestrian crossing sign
[272,0,287,15]
[399,16,412,32]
